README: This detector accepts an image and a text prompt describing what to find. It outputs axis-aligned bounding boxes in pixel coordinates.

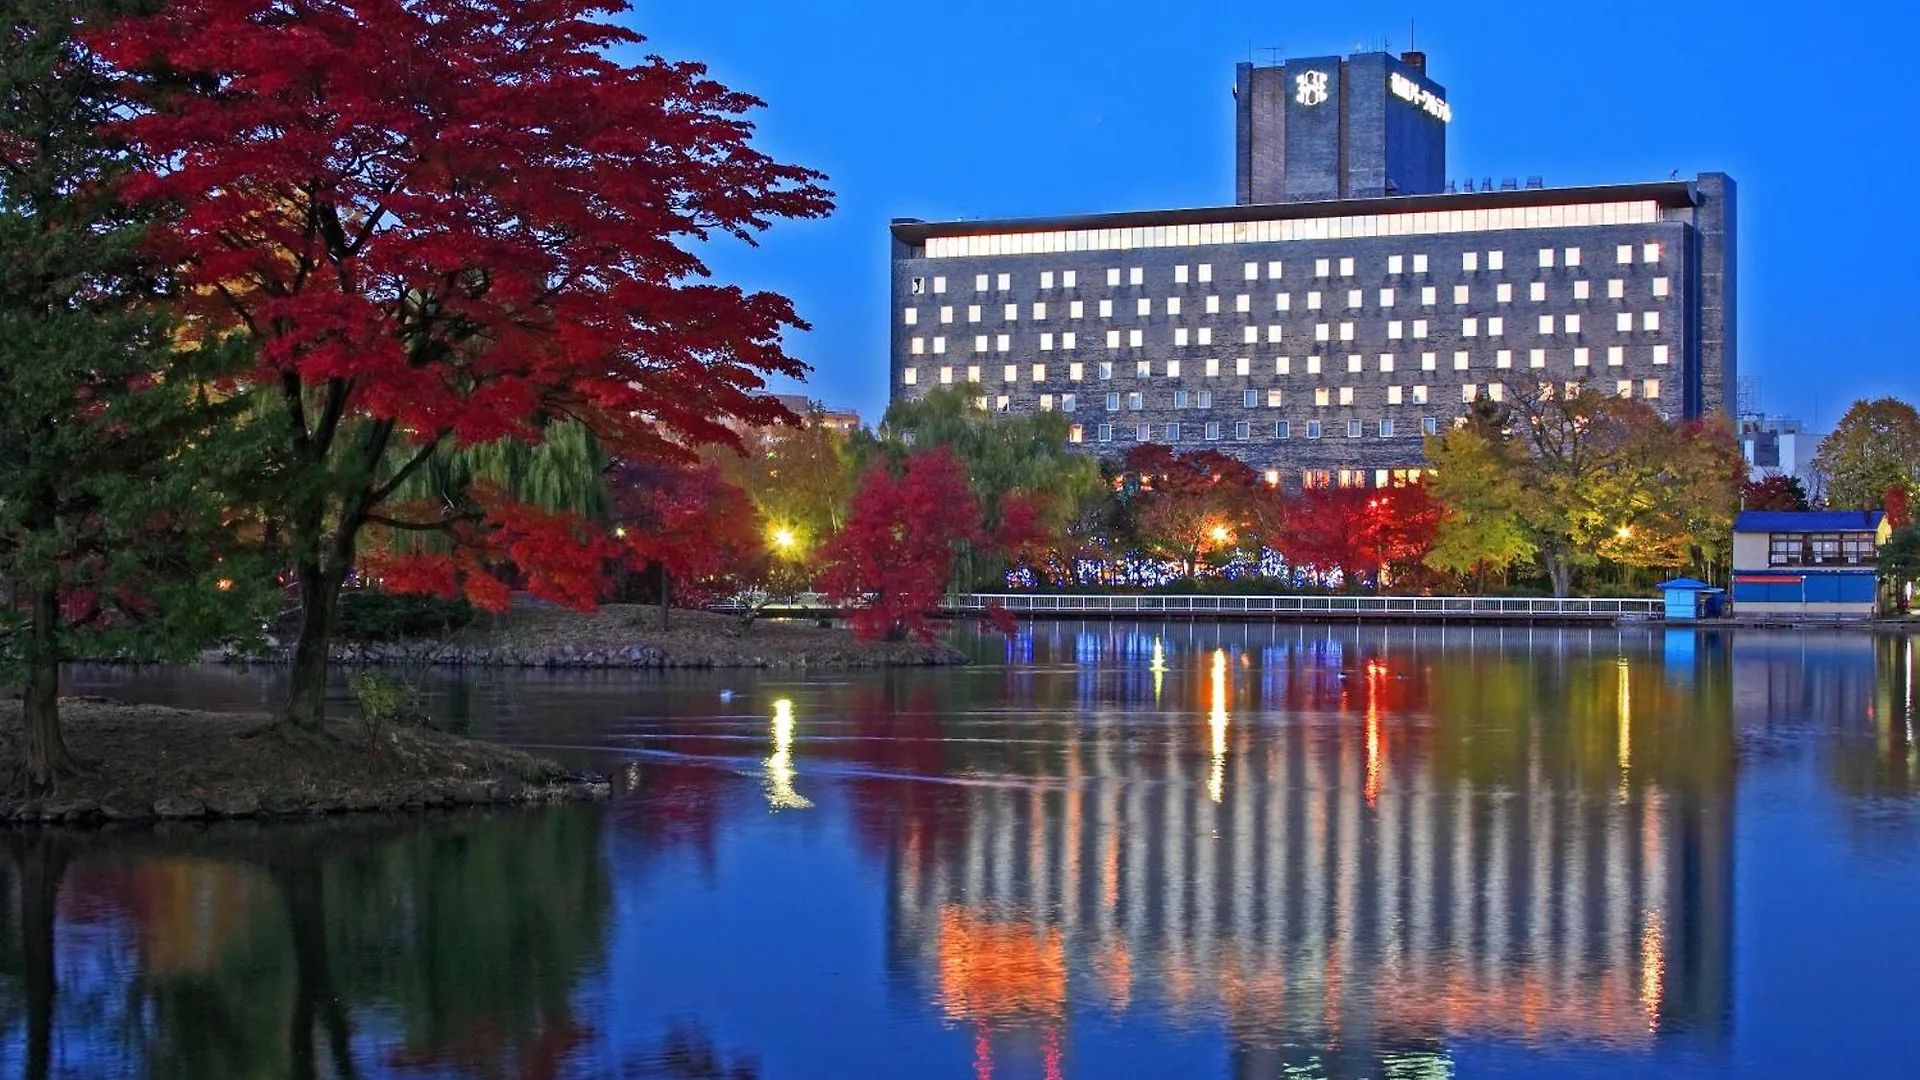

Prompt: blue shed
[1656,578,1725,620]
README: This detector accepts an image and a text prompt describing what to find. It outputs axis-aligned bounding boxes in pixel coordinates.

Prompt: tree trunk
[658,567,671,632]
[282,562,347,729]
[1543,552,1574,598]
[22,580,77,791]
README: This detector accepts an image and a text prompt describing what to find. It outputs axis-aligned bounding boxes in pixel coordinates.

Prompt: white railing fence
[943,593,1662,620]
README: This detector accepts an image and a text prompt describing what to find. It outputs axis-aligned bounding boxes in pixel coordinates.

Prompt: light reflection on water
[19,625,1920,1078]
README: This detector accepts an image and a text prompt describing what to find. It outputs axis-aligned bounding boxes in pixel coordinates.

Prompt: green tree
[710,419,856,575]
[1813,398,1920,510]
[1587,412,1746,582]
[1422,423,1535,588]
[1880,524,1920,614]
[0,0,270,788]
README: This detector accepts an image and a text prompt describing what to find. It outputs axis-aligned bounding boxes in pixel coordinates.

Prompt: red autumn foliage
[1741,474,1809,512]
[1271,484,1442,588]
[93,0,832,722]
[609,462,764,610]
[1122,444,1270,574]
[367,485,626,613]
[1885,486,1912,530]
[817,449,993,643]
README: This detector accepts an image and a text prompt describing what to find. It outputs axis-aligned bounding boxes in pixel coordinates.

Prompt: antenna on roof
[1409,19,1415,52]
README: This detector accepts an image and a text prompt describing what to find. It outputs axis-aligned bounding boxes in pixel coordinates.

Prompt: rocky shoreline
[223,605,971,670]
[0,700,609,829]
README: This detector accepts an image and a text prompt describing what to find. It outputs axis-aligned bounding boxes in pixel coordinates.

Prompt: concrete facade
[1235,52,1447,204]
[891,179,1736,489]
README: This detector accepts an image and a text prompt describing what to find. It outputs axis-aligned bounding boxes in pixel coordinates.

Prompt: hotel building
[887,52,1737,489]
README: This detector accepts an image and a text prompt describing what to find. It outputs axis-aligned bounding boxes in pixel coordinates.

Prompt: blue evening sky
[630,0,1920,431]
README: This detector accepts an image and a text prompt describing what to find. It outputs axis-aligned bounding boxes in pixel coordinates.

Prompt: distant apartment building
[1738,414,1821,486]
[888,51,1737,490]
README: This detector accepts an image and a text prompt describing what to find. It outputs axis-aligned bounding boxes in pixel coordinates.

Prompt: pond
[8,623,1918,1078]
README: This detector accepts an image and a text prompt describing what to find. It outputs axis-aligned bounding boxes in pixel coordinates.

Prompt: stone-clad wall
[891,216,1711,488]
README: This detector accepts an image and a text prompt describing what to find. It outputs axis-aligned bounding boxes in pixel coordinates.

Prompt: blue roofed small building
[1730,511,1890,619]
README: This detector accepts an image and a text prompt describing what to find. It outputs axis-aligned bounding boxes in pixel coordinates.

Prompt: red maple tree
[1741,474,1810,512]
[1272,484,1441,589]
[817,449,994,643]
[95,0,832,725]
[609,462,764,629]
[1121,445,1270,576]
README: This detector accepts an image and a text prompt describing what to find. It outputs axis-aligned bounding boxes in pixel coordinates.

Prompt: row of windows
[900,344,1671,383]
[965,377,1665,416]
[1079,419,1429,442]
[908,313,1671,353]
[1767,533,1879,567]
[901,276,1672,323]
[918,199,1665,259]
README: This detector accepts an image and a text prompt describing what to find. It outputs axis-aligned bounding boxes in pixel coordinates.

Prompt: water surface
[12,623,1919,1078]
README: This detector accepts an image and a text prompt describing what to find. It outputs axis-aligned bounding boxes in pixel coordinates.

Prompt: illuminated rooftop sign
[1390,71,1451,123]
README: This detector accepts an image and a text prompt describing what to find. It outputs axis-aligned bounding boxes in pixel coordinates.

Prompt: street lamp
[1210,525,1231,544]
[770,526,796,552]
[1617,524,1634,541]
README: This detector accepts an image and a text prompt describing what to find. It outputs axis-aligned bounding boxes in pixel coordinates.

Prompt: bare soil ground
[0,699,588,823]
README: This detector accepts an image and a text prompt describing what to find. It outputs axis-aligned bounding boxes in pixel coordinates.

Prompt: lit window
[1615,380,1632,398]
[1306,356,1323,374]
[1243,326,1259,344]
[1454,351,1470,371]
[1315,387,1330,406]
[1198,264,1213,283]
[1099,299,1113,318]
[1174,328,1189,347]
[1574,347,1590,367]
[966,304,980,323]
[903,367,918,385]
[995,334,1010,352]
[1315,258,1331,277]
[1488,251,1505,271]
[1062,332,1076,349]
[911,337,925,355]
[1608,279,1625,299]
[1107,268,1121,286]
[1463,252,1480,272]
[1174,265,1190,284]
[1388,320,1404,339]
[1413,386,1430,405]
[967,365,982,382]
[1003,364,1018,382]
[1197,328,1212,345]
[1129,267,1143,286]
[1136,298,1151,316]
[1039,394,1052,410]
[1643,243,1661,263]
[1307,290,1323,310]
[1538,314,1555,335]
[1530,348,1546,368]
[1210,295,1226,314]
[1129,329,1143,347]
[974,274,988,292]
[996,273,1010,291]
[1236,357,1250,376]
[911,277,926,295]
[1068,424,1083,443]
[1267,260,1284,279]
[1165,359,1180,377]
[1388,385,1403,405]
[1347,354,1363,373]
[1266,325,1283,343]
[1421,286,1437,306]
[1379,288,1396,308]
[1420,352,1436,371]
[1339,387,1354,406]
[1389,254,1404,274]
[1608,345,1625,366]
[1643,378,1661,399]
[1653,277,1670,298]
[1616,312,1633,332]
[934,367,949,385]
[1348,289,1364,309]
[1617,245,1634,265]
[1643,311,1660,331]
[1413,254,1429,273]
[1653,344,1669,365]
[1040,271,1055,289]
[1496,349,1512,369]
[932,276,946,294]
[1564,314,1581,333]
[1068,361,1083,380]
[1462,317,1479,337]
[1530,282,1546,302]
[1574,280,1591,300]
[1564,248,1581,267]
[1496,283,1512,303]
[1032,363,1047,382]
[1538,248,1555,268]
[974,335,988,353]
[1454,284,1470,305]
[1032,302,1047,319]
[1488,316,1504,336]
[1069,300,1084,319]
[1335,323,1352,341]
[1063,270,1077,287]
[995,395,1009,412]
[1315,323,1330,342]
[1105,330,1120,349]
[1379,353,1395,372]
[1205,358,1220,377]
[1244,262,1260,281]
[1488,383,1505,403]
[1339,257,1355,277]
[1413,319,1428,338]
[1275,357,1292,375]
[1040,332,1055,350]
[1463,383,1479,402]
[904,308,918,325]
[1268,389,1284,407]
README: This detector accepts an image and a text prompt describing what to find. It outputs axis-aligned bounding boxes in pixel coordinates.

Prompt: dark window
[1769,532,1878,567]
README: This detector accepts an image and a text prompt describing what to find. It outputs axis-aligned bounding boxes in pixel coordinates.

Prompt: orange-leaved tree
[95,0,833,725]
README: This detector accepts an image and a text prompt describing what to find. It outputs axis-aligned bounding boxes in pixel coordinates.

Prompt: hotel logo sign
[1389,71,1452,123]
[1294,70,1330,107]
